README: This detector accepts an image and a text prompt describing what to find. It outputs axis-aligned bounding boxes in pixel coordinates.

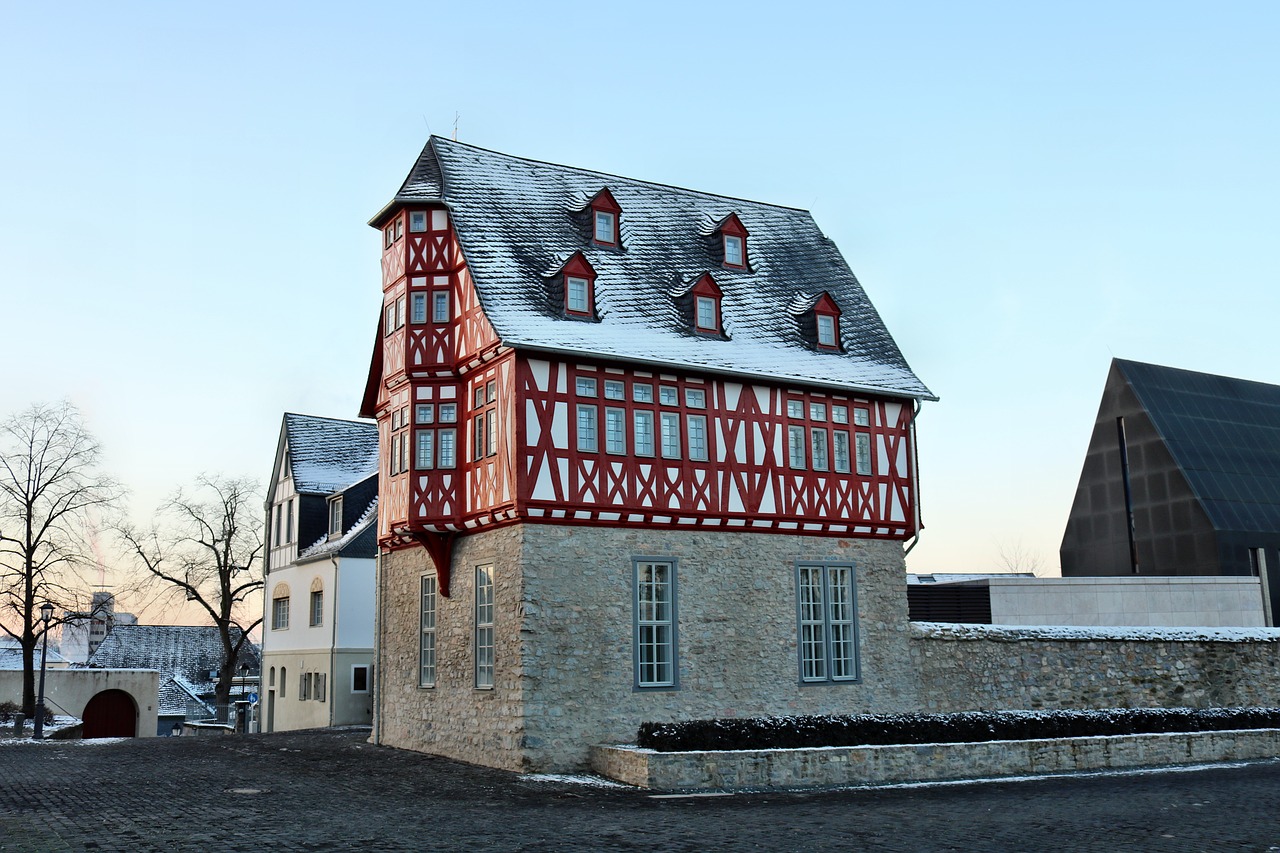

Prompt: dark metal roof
[1117,359,1280,535]
[283,414,379,494]
[374,137,934,401]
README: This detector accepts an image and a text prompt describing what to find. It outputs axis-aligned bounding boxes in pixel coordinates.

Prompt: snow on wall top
[913,621,1280,643]
[284,414,379,495]
[381,137,935,400]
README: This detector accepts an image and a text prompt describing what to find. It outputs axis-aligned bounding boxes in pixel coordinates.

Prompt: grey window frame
[309,589,323,627]
[474,564,495,689]
[795,561,861,685]
[633,557,679,690]
[420,575,437,688]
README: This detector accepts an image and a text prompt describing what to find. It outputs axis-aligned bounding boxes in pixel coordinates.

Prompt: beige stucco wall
[0,668,159,737]
[375,524,913,772]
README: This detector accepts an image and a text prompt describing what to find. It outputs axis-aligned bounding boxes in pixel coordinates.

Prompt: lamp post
[33,602,54,739]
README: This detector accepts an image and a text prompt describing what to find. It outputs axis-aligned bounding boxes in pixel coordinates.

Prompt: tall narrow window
[474,565,495,689]
[719,213,749,269]
[438,429,456,468]
[420,575,437,687]
[811,429,829,471]
[310,589,323,627]
[415,430,435,469]
[411,293,427,324]
[634,559,677,688]
[272,595,289,630]
[594,210,616,244]
[834,431,851,474]
[687,415,708,462]
[589,188,621,246]
[817,314,837,347]
[577,404,599,452]
[788,425,807,469]
[634,411,655,456]
[432,291,450,323]
[605,408,626,454]
[660,412,681,459]
[328,496,343,537]
[285,499,293,543]
[855,433,872,475]
[724,235,744,266]
[797,562,859,683]
[566,277,589,314]
[696,296,717,332]
[559,253,597,319]
[813,293,842,350]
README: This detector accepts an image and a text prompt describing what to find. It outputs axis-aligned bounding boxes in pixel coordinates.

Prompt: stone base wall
[374,523,915,772]
[911,623,1280,712]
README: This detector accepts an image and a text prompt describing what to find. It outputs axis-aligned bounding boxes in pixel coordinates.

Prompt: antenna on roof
[453,112,460,141]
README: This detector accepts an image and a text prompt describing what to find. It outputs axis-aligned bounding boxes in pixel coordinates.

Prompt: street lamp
[33,602,54,739]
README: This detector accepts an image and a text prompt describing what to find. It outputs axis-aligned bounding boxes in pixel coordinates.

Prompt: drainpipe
[373,547,383,746]
[1116,417,1140,574]
[904,398,924,556]
[329,553,340,728]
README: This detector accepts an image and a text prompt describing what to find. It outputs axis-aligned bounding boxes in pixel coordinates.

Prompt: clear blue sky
[3,1,1278,578]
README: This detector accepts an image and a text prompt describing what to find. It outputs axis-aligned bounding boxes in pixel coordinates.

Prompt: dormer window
[718,213,749,270]
[689,273,724,336]
[557,252,597,319]
[328,495,343,538]
[813,292,842,351]
[588,188,621,247]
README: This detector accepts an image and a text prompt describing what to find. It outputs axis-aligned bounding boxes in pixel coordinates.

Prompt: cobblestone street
[2,729,1280,851]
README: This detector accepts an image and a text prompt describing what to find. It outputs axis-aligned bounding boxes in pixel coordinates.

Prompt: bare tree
[0,402,120,717]
[995,538,1046,576]
[118,475,264,719]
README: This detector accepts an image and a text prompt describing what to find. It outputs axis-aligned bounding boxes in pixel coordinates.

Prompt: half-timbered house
[363,137,935,772]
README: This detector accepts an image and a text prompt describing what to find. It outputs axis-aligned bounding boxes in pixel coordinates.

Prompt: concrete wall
[375,524,915,773]
[911,623,1280,713]
[0,669,159,737]
[986,576,1266,627]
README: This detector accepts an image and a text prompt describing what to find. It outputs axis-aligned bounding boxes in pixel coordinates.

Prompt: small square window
[854,408,870,427]
[594,210,616,244]
[724,234,744,267]
[633,383,654,404]
[833,406,849,424]
[438,403,457,423]
[409,211,427,233]
[787,400,804,419]
[685,389,706,409]
[416,404,434,425]
[576,377,598,397]
[604,380,625,401]
[659,386,678,406]
[810,402,826,422]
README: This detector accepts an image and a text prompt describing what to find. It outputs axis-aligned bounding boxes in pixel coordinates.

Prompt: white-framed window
[659,386,678,406]
[811,429,829,471]
[474,565,495,689]
[328,496,343,537]
[416,404,434,424]
[604,380,625,400]
[575,376,598,397]
[432,291,450,323]
[685,388,706,409]
[797,562,859,683]
[787,399,804,418]
[635,559,677,689]
[855,433,872,475]
[310,589,323,627]
[409,211,427,232]
[724,234,744,267]
[472,413,486,461]
[352,664,370,694]
[695,296,718,332]
[415,430,435,469]
[633,383,654,404]
[594,210,616,244]
[788,425,806,469]
[817,313,837,347]
[566,276,589,314]
[660,412,680,458]
[634,411,655,456]
[854,407,871,427]
[439,403,457,423]
[605,408,626,454]
[834,431,851,474]
[411,293,426,324]
[272,596,289,630]
[420,575,437,688]
[395,296,405,329]
[833,405,849,424]
[687,415,708,461]
[576,404,599,452]
[438,428,457,468]
[809,402,826,421]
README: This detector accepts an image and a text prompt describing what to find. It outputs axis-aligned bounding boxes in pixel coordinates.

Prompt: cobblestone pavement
[3,729,1280,852]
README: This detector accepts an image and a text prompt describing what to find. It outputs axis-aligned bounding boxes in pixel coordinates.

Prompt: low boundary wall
[592,728,1280,791]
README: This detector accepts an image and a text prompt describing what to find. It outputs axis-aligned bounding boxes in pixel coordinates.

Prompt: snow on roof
[0,638,68,668]
[86,625,260,695]
[379,137,935,401]
[913,622,1280,643]
[158,673,214,717]
[298,497,378,561]
[284,414,379,495]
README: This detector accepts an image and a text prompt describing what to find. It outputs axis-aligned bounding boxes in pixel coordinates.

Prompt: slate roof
[0,639,68,669]
[157,673,214,718]
[284,414,379,494]
[86,625,260,696]
[375,137,935,401]
[298,497,379,562]
[1118,359,1280,534]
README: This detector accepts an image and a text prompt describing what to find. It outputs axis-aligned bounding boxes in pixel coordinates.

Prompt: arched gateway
[82,689,138,738]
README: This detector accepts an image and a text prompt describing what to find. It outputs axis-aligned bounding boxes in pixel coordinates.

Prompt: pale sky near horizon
[3,1,1278,616]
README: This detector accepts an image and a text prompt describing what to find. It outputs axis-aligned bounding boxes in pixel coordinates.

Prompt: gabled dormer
[552,252,598,320]
[717,213,749,270]
[690,273,724,336]
[813,292,842,350]
[588,188,622,247]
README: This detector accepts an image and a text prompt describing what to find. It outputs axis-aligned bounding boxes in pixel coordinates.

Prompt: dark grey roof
[284,414,379,494]
[298,497,378,562]
[157,674,213,717]
[0,640,68,669]
[87,625,259,696]
[1118,359,1280,534]
[378,137,934,400]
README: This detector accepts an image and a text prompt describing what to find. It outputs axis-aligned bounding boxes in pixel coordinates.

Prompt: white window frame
[603,380,625,400]
[594,210,616,243]
[310,589,323,627]
[685,388,706,409]
[420,575,437,688]
[687,414,708,462]
[432,290,450,323]
[272,596,289,630]
[415,430,435,470]
[724,234,744,266]
[853,407,870,427]
[575,376,598,397]
[415,404,434,425]
[351,664,370,694]
[788,425,806,469]
[659,386,678,406]
[605,407,626,455]
[634,411,655,456]
[566,276,589,314]
[634,558,678,689]
[438,428,457,469]
[811,428,829,471]
[633,383,654,403]
[577,404,599,452]
[834,430,851,474]
[855,433,872,475]
[328,496,343,537]
[474,565,495,689]
[409,211,427,232]
[817,313,837,347]
[695,296,717,331]
[832,405,849,424]
[787,399,804,418]
[660,412,681,459]
[797,561,860,684]
[411,292,426,324]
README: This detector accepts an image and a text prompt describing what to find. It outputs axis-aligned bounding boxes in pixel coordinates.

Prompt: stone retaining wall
[592,728,1280,791]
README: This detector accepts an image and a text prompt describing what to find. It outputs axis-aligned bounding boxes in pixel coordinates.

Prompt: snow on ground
[522,773,634,789]
[912,622,1280,643]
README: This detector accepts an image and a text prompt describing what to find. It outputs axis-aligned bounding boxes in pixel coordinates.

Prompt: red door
[82,690,137,738]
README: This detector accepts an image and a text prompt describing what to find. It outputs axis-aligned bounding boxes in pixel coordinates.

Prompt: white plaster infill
[591,728,1280,792]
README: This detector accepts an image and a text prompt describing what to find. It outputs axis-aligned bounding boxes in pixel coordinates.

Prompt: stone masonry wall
[517,525,917,772]
[911,624,1280,712]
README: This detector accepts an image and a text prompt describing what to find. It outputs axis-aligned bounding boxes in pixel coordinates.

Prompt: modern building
[60,591,136,664]
[1060,359,1280,623]
[362,137,934,772]
[261,413,378,731]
